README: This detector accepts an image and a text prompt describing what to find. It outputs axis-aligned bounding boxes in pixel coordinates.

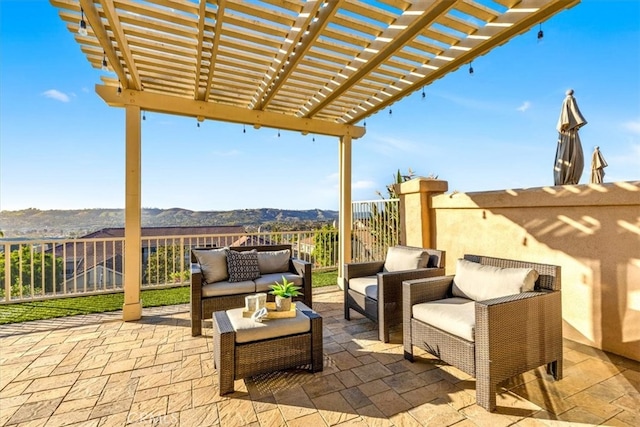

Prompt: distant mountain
[0,208,338,239]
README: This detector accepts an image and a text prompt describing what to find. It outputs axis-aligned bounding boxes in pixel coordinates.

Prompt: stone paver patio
[1,287,638,426]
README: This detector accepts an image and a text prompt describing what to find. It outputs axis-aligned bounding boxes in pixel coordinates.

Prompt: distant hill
[0,208,338,239]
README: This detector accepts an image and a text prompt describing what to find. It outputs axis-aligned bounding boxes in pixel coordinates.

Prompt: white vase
[275,295,291,312]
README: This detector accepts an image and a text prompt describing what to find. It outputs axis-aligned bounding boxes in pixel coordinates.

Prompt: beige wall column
[394,178,448,248]
[123,105,142,321]
[337,134,352,289]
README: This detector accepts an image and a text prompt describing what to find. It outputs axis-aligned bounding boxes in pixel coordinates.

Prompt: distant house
[54,226,246,290]
[229,234,274,247]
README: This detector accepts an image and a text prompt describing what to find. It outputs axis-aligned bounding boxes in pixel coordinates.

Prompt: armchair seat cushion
[412,297,476,342]
[348,276,378,300]
[255,272,304,292]
[202,280,255,297]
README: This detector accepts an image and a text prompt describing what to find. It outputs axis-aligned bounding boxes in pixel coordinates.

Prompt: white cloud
[517,101,531,112]
[324,172,339,183]
[368,134,419,155]
[353,180,376,189]
[42,89,70,102]
[623,119,640,134]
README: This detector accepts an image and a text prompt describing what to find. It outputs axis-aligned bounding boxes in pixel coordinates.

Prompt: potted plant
[269,276,302,311]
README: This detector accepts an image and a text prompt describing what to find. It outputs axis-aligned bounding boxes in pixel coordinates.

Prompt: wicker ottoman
[212,301,323,395]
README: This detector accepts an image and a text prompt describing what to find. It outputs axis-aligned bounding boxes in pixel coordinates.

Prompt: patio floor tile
[1,287,638,426]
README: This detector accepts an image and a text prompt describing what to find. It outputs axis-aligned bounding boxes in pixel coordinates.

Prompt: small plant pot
[275,296,292,312]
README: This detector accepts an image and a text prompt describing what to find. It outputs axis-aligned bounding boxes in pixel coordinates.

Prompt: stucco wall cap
[394,178,448,195]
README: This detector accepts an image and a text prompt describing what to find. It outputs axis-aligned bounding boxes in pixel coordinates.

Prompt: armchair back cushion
[193,248,228,283]
[383,246,430,272]
[452,258,539,301]
[257,249,291,274]
[226,249,261,282]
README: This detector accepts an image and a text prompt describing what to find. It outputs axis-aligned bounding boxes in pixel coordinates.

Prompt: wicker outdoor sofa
[190,244,312,336]
[403,254,563,412]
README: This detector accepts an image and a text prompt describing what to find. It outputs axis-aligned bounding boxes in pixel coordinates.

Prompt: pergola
[50,0,580,320]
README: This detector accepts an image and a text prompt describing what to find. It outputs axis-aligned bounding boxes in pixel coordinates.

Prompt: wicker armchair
[403,254,562,412]
[344,246,445,342]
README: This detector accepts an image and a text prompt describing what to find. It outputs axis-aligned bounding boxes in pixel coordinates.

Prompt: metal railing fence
[0,199,399,302]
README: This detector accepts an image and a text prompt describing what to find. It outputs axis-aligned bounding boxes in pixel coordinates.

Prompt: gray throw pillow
[192,248,228,283]
[257,249,291,274]
[226,249,261,282]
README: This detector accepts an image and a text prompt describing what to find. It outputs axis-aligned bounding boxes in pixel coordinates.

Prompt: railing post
[3,243,10,301]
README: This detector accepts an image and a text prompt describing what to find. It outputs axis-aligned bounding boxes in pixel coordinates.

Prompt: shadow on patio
[1,288,638,426]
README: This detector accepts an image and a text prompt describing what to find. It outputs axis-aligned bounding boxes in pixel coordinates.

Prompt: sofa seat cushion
[202,280,256,297]
[383,246,430,272]
[452,259,539,301]
[257,249,291,274]
[226,304,310,343]
[348,276,378,300]
[412,297,476,342]
[255,273,303,293]
[193,248,229,283]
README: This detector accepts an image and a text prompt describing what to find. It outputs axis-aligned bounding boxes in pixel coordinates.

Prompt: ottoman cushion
[226,304,311,343]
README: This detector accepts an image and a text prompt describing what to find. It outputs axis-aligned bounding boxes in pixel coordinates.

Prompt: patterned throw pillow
[226,249,261,282]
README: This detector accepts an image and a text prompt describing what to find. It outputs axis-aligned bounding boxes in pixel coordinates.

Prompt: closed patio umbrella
[554,89,587,185]
[590,146,608,184]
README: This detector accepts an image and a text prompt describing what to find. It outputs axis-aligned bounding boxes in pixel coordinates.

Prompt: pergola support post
[123,105,142,321]
[337,134,352,290]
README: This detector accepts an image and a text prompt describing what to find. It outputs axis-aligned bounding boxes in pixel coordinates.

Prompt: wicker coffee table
[212,301,323,395]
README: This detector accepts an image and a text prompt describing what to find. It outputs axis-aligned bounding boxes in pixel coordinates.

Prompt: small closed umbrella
[590,146,608,184]
[554,89,587,185]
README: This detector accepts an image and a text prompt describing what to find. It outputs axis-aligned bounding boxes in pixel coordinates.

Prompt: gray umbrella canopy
[590,146,608,184]
[554,89,587,185]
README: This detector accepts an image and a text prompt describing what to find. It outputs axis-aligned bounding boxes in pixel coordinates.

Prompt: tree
[0,246,64,298]
[312,224,338,267]
[144,244,188,285]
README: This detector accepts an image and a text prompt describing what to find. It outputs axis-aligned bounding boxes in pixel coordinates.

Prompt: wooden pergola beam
[96,84,366,138]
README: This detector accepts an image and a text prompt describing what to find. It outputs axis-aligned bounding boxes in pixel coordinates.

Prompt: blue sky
[1,0,638,212]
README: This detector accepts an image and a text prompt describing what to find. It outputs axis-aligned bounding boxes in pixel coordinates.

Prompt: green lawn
[0,269,338,325]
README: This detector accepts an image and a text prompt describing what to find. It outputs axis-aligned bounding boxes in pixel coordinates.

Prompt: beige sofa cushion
[452,259,539,301]
[383,246,429,272]
[257,249,291,274]
[193,248,228,283]
[412,297,476,342]
[202,280,255,297]
[255,273,303,293]
[226,304,311,343]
